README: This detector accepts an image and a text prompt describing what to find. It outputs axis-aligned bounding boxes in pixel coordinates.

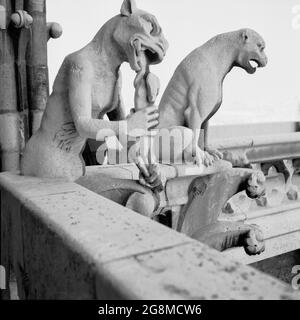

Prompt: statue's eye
[150,22,155,34]
[148,19,160,36]
[257,43,265,51]
[143,15,161,36]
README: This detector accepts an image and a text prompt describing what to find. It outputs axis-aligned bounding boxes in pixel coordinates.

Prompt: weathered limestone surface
[1,172,299,299]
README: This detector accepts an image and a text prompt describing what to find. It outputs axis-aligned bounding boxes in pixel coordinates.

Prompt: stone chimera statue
[21,0,168,184]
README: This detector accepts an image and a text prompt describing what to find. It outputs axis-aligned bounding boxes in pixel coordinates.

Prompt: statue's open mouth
[131,38,165,71]
[247,59,263,74]
[144,47,161,64]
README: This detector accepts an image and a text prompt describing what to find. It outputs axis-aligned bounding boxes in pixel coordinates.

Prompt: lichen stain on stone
[135,256,166,273]
[190,180,208,199]
[240,272,249,281]
[223,265,237,273]
[195,252,204,259]
[163,284,191,298]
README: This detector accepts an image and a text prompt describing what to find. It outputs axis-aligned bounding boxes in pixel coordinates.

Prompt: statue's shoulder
[61,49,95,81]
[171,48,204,84]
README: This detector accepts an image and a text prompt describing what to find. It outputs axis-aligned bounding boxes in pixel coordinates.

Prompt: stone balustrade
[1,172,299,299]
[75,132,300,266]
[209,133,300,264]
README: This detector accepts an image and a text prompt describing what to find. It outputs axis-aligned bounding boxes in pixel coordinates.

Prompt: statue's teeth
[249,60,258,68]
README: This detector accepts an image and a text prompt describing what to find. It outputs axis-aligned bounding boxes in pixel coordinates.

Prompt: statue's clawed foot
[191,221,265,255]
[193,147,216,167]
[205,147,223,161]
[192,147,223,167]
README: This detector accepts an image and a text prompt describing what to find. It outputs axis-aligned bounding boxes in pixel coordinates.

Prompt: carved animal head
[113,0,169,72]
[235,28,268,74]
[245,171,266,199]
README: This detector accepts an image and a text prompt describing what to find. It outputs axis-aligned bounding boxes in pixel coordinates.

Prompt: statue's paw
[243,224,265,255]
[206,148,223,161]
[202,151,216,167]
[146,73,160,103]
[193,149,215,167]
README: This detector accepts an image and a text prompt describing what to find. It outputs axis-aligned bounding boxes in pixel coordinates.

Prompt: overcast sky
[47,0,300,124]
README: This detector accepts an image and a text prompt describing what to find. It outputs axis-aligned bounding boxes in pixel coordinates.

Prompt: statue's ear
[241,29,249,43]
[120,0,137,16]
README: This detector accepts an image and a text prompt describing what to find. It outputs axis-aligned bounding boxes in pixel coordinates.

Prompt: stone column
[25,0,49,135]
[0,0,20,172]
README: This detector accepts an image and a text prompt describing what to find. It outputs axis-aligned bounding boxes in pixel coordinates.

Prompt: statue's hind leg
[76,174,158,218]
[125,191,159,218]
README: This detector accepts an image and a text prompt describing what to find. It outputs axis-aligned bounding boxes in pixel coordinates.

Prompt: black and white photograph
[0,0,300,313]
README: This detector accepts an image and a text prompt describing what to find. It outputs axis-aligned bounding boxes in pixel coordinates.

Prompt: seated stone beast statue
[21,0,168,182]
[158,28,268,166]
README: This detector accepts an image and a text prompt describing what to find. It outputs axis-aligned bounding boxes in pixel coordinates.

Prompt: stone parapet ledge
[211,132,300,164]
[0,172,299,299]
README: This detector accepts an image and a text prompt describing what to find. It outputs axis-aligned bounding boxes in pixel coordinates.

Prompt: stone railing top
[83,160,232,181]
[1,172,299,299]
[211,132,300,149]
[210,132,300,163]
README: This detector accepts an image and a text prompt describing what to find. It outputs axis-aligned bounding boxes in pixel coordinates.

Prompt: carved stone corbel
[176,168,266,254]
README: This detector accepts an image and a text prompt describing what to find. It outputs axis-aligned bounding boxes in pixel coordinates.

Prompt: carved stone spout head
[114,0,169,72]
[245,171,266,199]
[235,28,268,74]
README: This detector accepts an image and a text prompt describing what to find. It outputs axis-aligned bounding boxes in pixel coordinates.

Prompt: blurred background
[47,0,300,125]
